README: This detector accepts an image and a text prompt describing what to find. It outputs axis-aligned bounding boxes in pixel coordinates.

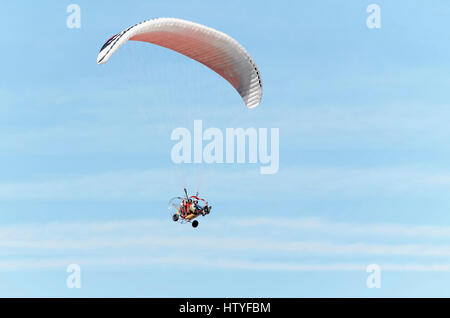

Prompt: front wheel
[172,214,179,222]
[192,220,199,228]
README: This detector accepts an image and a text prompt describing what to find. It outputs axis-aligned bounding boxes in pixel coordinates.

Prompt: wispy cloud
[3,218,450,259]
[4,235,450,257]
[1,165,450,201]
[227,217,450,239]
[2,256,450,272]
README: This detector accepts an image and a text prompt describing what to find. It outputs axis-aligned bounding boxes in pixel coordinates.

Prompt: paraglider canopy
[97,17,263,108]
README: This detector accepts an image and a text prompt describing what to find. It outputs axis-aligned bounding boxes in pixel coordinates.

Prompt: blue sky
[2,0,450,297]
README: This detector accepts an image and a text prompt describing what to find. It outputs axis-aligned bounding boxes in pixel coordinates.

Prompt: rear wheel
[192,220,199,228]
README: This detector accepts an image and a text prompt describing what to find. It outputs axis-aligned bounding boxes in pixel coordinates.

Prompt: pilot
[180,199,189,216]
[187,199,196,214]
[193,199,202,213]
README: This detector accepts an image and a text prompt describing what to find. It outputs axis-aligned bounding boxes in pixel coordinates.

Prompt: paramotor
[169,188,212,228]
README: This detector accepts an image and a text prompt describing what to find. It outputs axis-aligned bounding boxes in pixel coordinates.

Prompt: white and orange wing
[97,18,262,108]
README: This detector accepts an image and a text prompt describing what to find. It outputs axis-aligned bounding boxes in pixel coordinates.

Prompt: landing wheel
[192,220,199,228]
[172,214,179,222]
